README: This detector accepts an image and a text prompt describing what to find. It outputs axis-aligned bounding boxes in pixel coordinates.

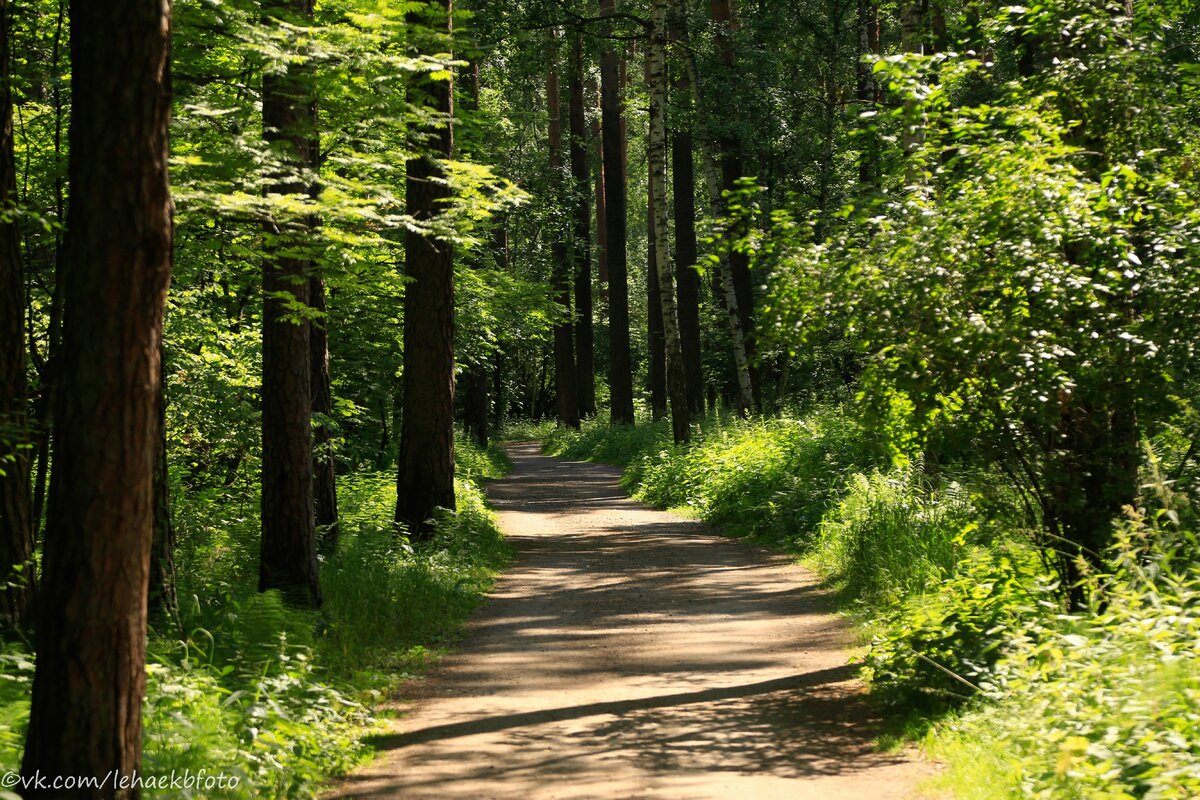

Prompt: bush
[863,549,1039,710]
[929,518,1200,800]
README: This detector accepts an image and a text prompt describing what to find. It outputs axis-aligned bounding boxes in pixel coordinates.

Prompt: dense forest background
[0,0,1198,797]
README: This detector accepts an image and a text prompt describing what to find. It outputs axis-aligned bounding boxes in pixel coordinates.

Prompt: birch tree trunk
[677,12,755,415]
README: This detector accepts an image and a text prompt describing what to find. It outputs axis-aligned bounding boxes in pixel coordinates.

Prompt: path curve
[329,443,930,799]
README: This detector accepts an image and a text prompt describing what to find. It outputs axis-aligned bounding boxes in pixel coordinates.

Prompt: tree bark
[678,16,755,415]
[259,0,321,608]
[591,79,608,310]
[310,274,339,554]
[149,347,177,625]
[569,33,596,419]
[600,0,635,424]
[647,173,666,421]
[396,0,457,538]
[547,34,580,430]
[649,0,690,442]
[856,0,881,187]
[669,17,704,416]
[20,0,172,793]
[709,0,759,411]
[0,0,35,632]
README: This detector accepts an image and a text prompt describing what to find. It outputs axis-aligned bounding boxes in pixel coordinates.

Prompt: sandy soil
[327,442,934,799]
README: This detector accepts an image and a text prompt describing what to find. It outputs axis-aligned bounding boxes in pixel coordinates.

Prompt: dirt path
[329,443,932,799]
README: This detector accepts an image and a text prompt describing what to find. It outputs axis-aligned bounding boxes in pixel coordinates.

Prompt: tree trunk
[0,0,35,632]
[20,0,172,793]
[592,79,608,311]
[548,34,580,430]
[669,18,704,417]
[647,173,666,421]
[649,0,690,443]
[709,0,759,411]
[396,0,457,538]
[30,0,67,541]
[856,0,881,187]
[149,347,177,625]
[310,274,339,554]
[259,0,321,608]
[600,0,635,424]
[569,34,596,419]
[678,19,755,415]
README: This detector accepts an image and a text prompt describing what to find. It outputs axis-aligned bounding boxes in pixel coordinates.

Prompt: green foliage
[863,549,1039,710]
[634,409,877,543]
[0,466,509,797]
[814,462,979,605]
[544,417,671,471]
[929,521,1200,800]
[319,475,512,680]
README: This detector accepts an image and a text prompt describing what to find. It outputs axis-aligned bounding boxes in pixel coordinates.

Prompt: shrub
[929,518,1200,799]
[863,549,1039,710]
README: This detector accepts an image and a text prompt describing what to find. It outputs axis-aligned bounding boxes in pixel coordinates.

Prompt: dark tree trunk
[856,0,881,187]
[310,275,339,554]
[460,63,491,448]
[569,34,596,419]
[149,347,177,625]
[396,0,456,537]
[592,79,608,310]
[30,0,67,542]
[669,19,704,416]
[20,0,173,793]
[548,37,580,430]
[649,0,690,442]
[259,0,321,608]
[0,0,35,632]
[647,164,666,421]
[600,0,634,424]
[463,363,490,447]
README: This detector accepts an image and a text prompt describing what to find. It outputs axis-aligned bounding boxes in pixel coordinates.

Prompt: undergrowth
[0,434,512,798]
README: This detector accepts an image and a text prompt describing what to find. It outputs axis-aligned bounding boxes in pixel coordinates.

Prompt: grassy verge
[542,411,1200,799]
[0,434,513,798]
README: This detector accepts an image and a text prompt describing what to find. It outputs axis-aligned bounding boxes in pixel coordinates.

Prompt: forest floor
[327,442,935,799]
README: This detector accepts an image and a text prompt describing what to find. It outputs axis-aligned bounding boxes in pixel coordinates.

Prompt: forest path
[328,443,932,799]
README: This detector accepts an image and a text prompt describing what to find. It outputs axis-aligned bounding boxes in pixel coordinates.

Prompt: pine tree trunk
[149,347,177,625]
[396,0,457,538]
[548,36,580,430]
[0,0,35,632]
[569,34,596,419]
[600,0,635,424]
[592,79,608,311]
[649,0,690,443]
[669,18,704,416]
[459,60,491,448]
[310,274,339,554]
[856,0,881,187]
[647,174,666,421]
[259,0,321,607]
[20,0,172,792]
